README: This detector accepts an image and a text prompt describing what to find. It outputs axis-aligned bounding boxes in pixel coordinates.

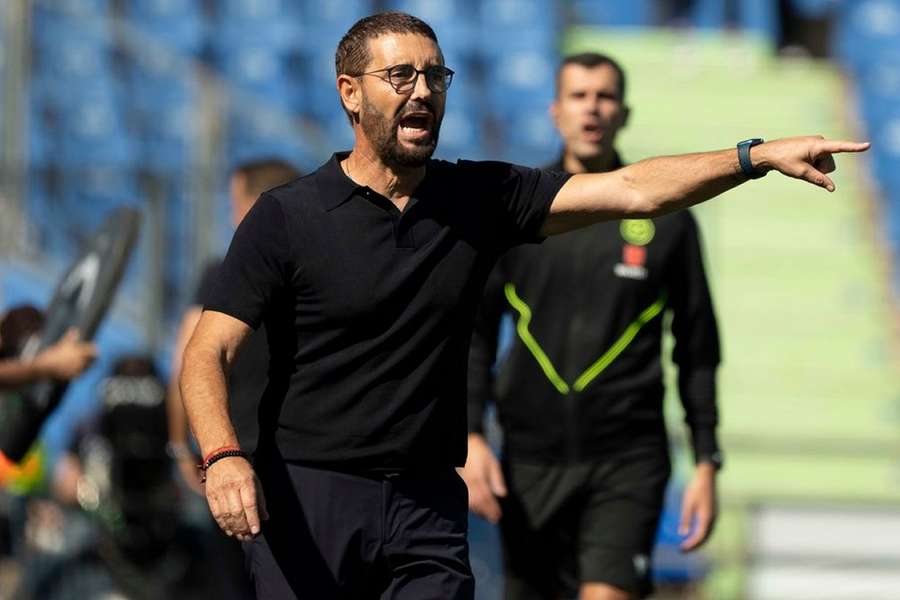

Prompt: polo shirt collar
[317,151,362,211]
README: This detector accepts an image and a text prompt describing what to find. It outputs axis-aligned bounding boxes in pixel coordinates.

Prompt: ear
[337,74,362,120]
[618,103,631,129]
[549,99,561,129]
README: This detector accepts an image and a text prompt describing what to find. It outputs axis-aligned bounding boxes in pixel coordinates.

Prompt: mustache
[395,101,436,121]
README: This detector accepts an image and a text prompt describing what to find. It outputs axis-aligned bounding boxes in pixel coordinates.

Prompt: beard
[360,95,441,168]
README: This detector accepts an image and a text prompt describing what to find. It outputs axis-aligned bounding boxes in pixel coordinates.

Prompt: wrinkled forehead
[365,33,443,70]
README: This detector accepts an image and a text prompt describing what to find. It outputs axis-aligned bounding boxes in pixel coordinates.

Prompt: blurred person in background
[179,10,866,600]
[0,306,95,599]
[0,305,96,391]
[34,355,235,600]
[461,53,720,600]
[164,159,299,599]
[166,158,301,492]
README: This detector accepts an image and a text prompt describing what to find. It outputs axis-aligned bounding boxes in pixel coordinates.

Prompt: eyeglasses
[353,64,455,94]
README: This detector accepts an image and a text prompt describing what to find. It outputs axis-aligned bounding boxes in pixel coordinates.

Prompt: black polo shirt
[205,152,569,471]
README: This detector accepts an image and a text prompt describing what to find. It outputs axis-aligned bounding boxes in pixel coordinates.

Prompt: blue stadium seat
[736,0,780,41]
[478,0,559,52]
[28,80,137,168]
[122,0,206,53]
[432,106,486,162]
[216,0,304,51]
[789,0,836,19]
[688,0,727,29]
[385,0,478,51]
[298,0,374,51]
[835,0,900,71]
[569,0,657,27]
[32,25,115,86]
[226,106,318,168]
[482,49,556,114]
[304,50,343,119]
[214,45,304,111]
[126,44,198,119]
[48,0,113,16]
[500,107,559,167]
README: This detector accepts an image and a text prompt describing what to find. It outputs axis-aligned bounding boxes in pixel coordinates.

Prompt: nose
[410,71,433,102]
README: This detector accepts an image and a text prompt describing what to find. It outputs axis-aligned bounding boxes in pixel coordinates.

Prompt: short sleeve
[203,194,293,329]
[458,160,571,249]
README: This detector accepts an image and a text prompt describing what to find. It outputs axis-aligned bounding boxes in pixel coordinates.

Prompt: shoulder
[262,172,319,213]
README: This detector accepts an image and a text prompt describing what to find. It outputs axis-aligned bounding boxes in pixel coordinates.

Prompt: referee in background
[462,53,721,600]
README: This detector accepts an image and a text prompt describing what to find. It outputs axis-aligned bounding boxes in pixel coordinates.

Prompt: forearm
[167,308,202,447]
[544,148,743,235]
[0,358,45,390]
[179,342,239,456]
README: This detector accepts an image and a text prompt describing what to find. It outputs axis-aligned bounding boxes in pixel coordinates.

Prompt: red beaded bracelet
[202,445,242,466]
[198,447,247,483]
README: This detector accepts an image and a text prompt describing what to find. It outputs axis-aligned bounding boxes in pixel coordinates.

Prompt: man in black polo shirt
[178,11,868,600]
[462,53,719,600]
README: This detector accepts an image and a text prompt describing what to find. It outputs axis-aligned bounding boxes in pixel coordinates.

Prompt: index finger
[820,140,870,154]
[240,483,261,535]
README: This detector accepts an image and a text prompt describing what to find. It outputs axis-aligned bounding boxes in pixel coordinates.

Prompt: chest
[515,218,679,287]
[291,196,493,324]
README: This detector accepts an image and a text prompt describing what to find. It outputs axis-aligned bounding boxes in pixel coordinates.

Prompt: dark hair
[232,159,301,198]
[0,305,44,359]
[556,52,627,100]
[335,12,440,122]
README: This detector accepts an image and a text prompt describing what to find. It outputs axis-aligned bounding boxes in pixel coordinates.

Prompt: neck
[343,143,425,211]
[562,146,618,174]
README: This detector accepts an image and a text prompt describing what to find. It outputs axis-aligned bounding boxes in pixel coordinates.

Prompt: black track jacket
[467,156,721,465]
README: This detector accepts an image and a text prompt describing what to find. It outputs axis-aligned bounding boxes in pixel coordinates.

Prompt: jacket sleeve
[667,211,722,464]
[467,259,508,435]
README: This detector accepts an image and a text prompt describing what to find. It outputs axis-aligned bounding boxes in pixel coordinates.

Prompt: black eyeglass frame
[351,64,455,94]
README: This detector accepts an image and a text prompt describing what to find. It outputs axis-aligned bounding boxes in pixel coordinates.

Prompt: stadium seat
[478,0,559,52]
[432,106,487,162]
[31,24,115,86]
[568,0,657,27]
[789,0,836,19]
[304,50,343,119]
[385,0,478,51]
[687,0,727,29]
[736,0,780,41]
[297,0,374,51]
[213,45,304,111]
[835,0,900,71]
[500,107,559,167]
[121,0,206,54]
[482,49,556,114]
[215,0,304,51]
[225,105,319,169]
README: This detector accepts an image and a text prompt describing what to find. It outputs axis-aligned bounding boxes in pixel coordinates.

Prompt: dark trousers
[243,459,474,600]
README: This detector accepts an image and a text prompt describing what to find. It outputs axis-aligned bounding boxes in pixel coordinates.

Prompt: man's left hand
[678,462,718,552]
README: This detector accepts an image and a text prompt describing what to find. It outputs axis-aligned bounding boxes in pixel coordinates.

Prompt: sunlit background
[1,1,899,598]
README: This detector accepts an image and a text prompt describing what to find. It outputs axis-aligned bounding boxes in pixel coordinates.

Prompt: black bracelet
[199,449,248,483]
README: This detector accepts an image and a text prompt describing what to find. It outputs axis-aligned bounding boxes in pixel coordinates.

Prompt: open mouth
[582,122,604,142]
[397,112,434,142]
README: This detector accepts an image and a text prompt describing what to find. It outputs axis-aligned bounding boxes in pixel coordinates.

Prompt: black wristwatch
[697,451,724,471]
[737,138,766,179]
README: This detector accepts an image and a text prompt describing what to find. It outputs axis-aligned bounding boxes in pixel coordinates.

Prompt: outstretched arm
[542,136,870,236]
